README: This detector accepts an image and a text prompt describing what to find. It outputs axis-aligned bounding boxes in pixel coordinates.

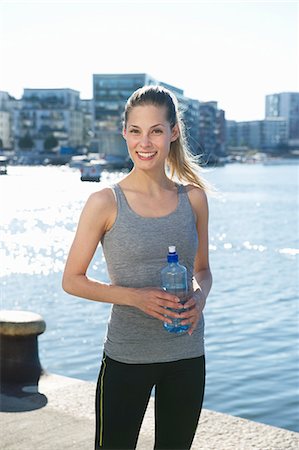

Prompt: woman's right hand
[133,287,184,323]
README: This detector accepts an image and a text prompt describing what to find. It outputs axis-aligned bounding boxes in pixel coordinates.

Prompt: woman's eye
[129,129,139,134]
[153,129,162,134]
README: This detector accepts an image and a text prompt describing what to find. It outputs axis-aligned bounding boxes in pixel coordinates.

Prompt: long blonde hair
[123,85,216,195]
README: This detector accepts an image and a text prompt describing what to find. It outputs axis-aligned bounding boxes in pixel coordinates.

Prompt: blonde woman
[62,85,213,450]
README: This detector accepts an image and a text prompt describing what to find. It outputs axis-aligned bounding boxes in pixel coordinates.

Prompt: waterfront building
[240,121,262,149]
[0,111,11,149]
[226,120,238,149]
[265,92,299,147]
[14,88,84,153]
[177,96,201,155]
[92,73,157,156]
[80,98,93,150]
[215,107,226,156]
[0,91,16,149]
[198,102,217,160]
[197,102,226,161]
[226,118,287,152]
[262,118,288,149]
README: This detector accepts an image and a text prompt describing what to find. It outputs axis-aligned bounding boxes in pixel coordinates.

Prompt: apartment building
[0,91,16,149]
[226,118,287,151]
[14,88,84,152]
[198,102,226,160]
[265,92,299,147]
[92,73,157,155]
[262,118,288,148]
[0,111,10,149]
[80,98,93,149]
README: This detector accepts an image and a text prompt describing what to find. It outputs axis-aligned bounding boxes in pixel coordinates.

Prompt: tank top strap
[111,183,126,210]
[177,182,189,199]
[177,183,185,194]
[177,183,197,220]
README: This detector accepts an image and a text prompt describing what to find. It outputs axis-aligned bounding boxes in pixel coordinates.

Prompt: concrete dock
[0,372,298,450]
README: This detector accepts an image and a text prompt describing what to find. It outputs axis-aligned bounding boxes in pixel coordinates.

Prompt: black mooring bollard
[0,310,46,393]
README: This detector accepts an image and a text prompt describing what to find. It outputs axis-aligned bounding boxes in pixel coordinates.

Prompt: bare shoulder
[185,184,208,211]
[87,186,116,210]
[81,186,117,232]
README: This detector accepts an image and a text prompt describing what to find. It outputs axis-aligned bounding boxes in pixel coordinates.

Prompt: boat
[80,159,106,182]
[0,156,8,175]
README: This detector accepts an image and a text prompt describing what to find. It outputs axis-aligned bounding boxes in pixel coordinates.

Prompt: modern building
[262,118,288,149]
[0,91,16,149]
[239,121,262,149]
[226,120,238,149]
[92,73,157,155]
[214,107,226,157]
[14,88,84,152]
[80,98,94,149]
[197,102,226,161]
[0,111,11,149]
[265,92,299,147]
[176,96,201,155]
[226,118,287,151]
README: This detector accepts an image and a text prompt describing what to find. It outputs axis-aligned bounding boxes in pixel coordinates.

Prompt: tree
[0,138,3,148]
[44,135,59,151]
[18,133,34,150]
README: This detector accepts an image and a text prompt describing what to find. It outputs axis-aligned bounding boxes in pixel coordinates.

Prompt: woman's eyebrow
[129,123,166,128]
[151,123,166,128]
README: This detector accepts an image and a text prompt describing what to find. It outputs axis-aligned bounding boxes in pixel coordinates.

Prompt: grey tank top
[101,183,205,364]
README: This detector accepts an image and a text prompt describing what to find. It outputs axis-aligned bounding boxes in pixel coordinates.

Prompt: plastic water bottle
[161,245,190,334]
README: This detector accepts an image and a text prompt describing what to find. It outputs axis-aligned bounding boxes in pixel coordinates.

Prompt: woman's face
[123,104,179,170]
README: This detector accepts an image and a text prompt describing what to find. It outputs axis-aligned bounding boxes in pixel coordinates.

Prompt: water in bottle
[161,245,190,334]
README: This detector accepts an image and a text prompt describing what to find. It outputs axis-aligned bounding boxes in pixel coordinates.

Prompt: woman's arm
[62,188,136,305]
[62,188,182,321]
[180,186,213,334]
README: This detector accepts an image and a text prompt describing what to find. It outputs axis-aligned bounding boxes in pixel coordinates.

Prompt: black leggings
[95,353,205,450]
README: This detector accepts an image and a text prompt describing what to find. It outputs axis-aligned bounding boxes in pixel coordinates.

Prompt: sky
[0,0,298,121]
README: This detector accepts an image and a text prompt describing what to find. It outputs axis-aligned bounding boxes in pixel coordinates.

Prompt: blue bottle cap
[167,245,178,263]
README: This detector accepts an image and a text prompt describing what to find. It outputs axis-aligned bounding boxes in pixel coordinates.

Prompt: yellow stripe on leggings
[99,355,107,447]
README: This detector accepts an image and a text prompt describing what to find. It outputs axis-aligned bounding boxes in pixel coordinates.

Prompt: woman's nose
[140,134,151,147]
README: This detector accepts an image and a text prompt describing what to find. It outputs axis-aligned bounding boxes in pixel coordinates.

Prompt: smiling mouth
[136,151,157,160]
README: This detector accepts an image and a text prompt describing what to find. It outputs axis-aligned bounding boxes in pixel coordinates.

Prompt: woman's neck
[121,167,176,194]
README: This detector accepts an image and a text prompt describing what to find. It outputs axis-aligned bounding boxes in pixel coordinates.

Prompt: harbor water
[1,163,298,432]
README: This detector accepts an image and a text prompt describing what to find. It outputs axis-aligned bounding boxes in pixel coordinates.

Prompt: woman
[62,85,213,450]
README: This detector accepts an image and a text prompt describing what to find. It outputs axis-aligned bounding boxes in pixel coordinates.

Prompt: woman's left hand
[180,289,206,336]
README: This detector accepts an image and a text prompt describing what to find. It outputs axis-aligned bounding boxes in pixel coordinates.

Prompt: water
[1,163,298,432]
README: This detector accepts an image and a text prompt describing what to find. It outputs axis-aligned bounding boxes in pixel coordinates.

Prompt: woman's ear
[170,124,180,142]
[122,127,127,140]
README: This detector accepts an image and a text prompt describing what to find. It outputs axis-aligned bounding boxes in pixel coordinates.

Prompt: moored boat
[80,160,106,182]
[0,156,8,175]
